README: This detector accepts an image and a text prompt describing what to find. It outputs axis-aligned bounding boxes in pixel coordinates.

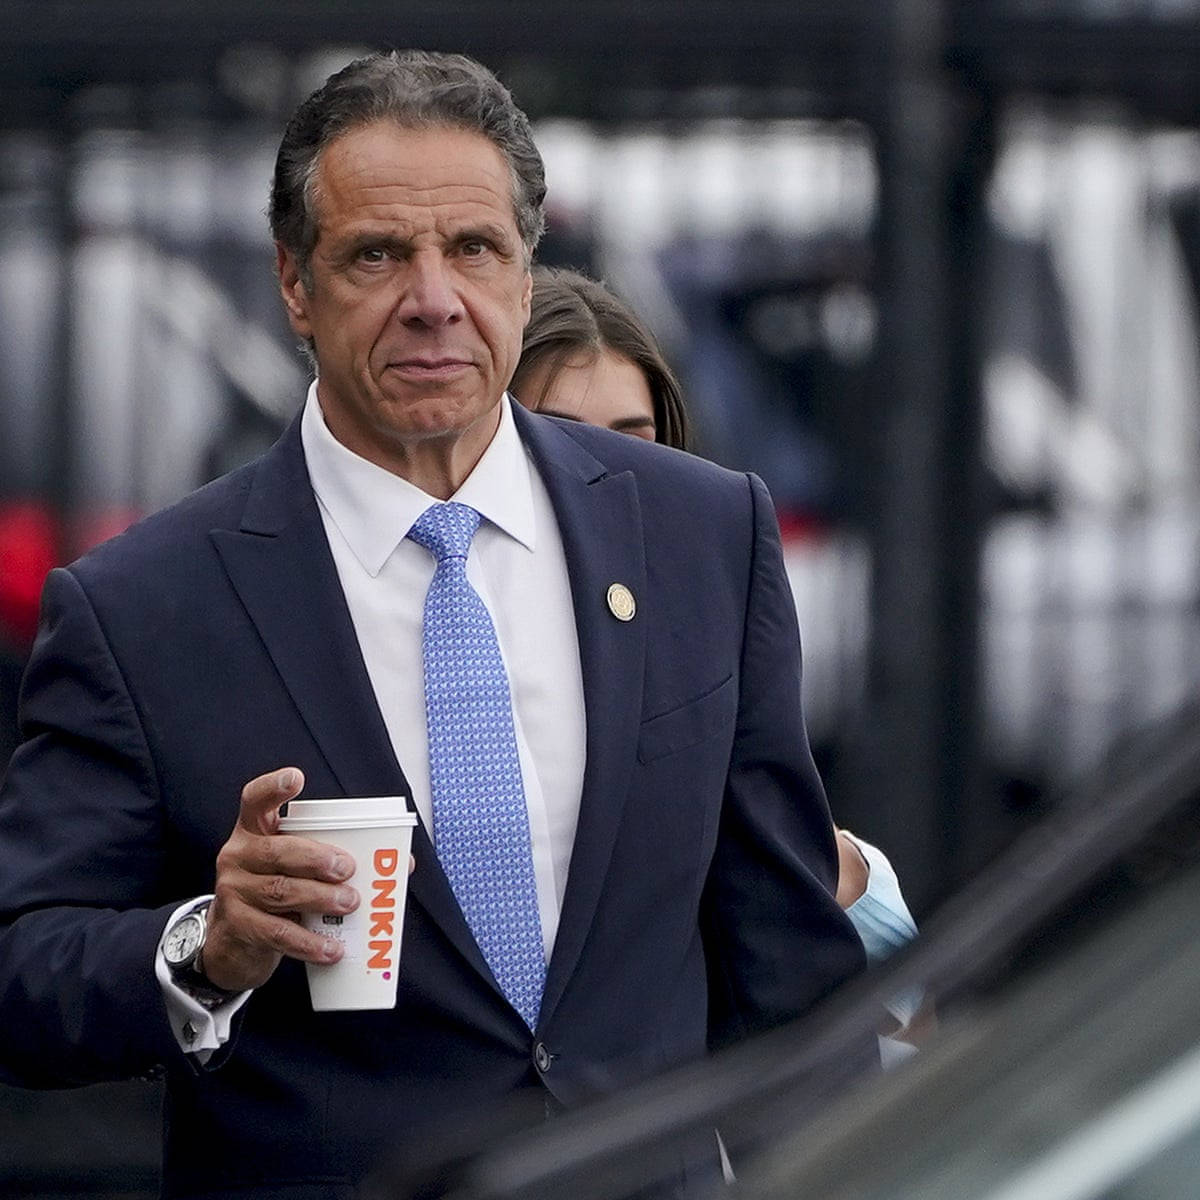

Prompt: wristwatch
[162,901,239,1011]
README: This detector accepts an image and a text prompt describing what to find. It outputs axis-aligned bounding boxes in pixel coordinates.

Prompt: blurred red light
[0,502,58,649]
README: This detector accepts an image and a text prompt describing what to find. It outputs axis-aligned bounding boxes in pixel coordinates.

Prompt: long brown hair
[511,266,690,451]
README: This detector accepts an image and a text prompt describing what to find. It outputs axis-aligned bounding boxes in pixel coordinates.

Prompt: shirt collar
[300,381,537,577]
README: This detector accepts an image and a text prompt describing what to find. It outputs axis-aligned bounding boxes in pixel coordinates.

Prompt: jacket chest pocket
[636,674,737,765]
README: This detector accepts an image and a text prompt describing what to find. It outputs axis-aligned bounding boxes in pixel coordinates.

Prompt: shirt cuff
[156,896,252,1063]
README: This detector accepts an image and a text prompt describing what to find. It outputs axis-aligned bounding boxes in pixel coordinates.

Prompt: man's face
[277,121,533,482]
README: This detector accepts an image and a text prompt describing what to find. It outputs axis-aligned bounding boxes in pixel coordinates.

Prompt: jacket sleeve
[0,566,186,1086]
[701,472,868,1050]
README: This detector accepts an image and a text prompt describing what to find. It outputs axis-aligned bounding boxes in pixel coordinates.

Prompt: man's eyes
[349,238,499,265]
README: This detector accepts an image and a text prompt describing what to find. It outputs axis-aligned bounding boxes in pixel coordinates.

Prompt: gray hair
[269,50,546,283]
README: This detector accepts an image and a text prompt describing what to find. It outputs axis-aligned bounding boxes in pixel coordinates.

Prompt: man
[0,51,866,1198]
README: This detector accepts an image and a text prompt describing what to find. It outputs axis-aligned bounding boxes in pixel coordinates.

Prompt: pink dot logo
[383,971,392,980]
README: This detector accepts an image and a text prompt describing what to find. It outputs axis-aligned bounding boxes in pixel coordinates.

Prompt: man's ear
[276,243,313,339]
[520,267,533,327]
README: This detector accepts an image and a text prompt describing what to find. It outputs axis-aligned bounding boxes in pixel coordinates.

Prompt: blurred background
[2,1,1200,1196]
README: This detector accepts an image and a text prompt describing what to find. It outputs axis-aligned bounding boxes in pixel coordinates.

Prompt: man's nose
[395,253,464,327]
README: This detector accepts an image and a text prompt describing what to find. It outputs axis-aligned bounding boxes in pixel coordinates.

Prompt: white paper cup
[277,797,417,1011]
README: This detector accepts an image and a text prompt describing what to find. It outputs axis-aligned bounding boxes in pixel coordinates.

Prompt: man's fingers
[220,894,343,963]
[237,767,305,835]
[222,858,360,918]
[223,828,355,886]
[202,894,345,991]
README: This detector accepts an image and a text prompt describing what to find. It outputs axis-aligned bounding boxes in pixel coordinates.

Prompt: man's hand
[201,768,359,992]
[835,828,870,909]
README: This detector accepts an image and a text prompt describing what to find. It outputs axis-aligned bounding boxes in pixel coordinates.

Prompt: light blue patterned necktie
[408,501,546,1029]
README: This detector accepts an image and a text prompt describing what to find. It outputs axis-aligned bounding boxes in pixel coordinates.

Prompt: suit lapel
[514,406,648,1023]
[210,418,495,987]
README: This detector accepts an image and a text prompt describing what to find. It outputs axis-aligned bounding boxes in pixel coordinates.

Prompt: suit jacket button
[533,1042,552,1073]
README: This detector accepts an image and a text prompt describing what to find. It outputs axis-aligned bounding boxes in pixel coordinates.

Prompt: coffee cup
[277,796,417,1011]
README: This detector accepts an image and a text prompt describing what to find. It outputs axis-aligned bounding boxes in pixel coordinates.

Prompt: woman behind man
[510,267,920,1006]
[510,266,690,450]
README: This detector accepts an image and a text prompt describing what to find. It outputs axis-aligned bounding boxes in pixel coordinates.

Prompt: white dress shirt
[302,384,587,950]
[159,385,587,1056]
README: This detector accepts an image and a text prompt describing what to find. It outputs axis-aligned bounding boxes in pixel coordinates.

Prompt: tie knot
[408,502,482,563]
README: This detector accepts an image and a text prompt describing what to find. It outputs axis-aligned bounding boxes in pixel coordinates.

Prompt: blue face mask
[840,832,923,1034]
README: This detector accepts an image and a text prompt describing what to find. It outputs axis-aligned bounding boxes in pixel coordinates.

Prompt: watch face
[163,913,204,967]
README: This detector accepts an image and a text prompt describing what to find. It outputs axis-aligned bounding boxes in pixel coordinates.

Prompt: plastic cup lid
[278,796,416,831]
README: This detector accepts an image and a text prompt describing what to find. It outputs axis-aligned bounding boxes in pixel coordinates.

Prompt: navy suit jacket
[0,403,865,1198]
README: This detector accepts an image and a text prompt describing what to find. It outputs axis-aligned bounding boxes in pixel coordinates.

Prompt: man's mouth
[386,357,473,379]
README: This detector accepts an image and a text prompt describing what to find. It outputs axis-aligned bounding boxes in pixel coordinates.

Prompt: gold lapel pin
[606,583,636,622]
